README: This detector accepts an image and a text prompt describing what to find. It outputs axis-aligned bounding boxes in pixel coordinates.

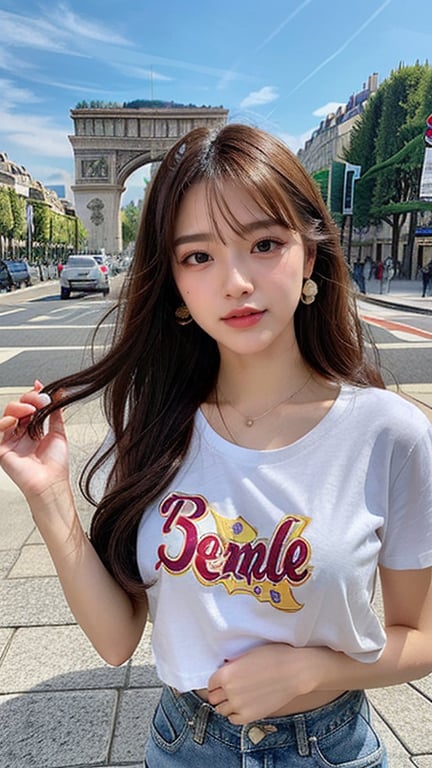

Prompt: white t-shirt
[136,384,432,691]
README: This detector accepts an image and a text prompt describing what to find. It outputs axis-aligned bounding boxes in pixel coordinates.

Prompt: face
[172,181,315,359]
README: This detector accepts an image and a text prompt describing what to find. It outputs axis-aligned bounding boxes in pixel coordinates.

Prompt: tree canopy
[0,189,86,262]
[344,62,432,266]
[345,62,432,226]
[121,200,143,248]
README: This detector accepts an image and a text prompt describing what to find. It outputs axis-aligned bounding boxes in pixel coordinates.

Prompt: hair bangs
[198,174,301,245]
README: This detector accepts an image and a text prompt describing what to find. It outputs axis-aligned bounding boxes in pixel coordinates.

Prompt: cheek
[171,267,189,300]
[269,260,304,291]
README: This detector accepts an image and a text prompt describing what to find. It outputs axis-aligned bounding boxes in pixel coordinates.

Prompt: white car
[59,255,110,299]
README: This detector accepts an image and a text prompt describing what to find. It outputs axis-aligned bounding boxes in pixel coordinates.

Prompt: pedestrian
[376,259,384,282]
[422,259,432,297]
[384,256,395,293]
[352,258,366,294]
[1,124,432,767]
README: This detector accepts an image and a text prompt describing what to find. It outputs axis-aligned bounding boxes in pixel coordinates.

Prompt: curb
[361,294,432,316]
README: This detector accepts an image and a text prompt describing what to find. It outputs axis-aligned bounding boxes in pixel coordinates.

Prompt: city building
[297,74,379,175]
[0,152,70,215]
[297,75,432,278]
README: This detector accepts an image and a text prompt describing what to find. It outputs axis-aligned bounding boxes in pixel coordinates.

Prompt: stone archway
[68,106,228,255]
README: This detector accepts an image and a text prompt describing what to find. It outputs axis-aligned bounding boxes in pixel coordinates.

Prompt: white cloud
[0,109,71,158]
[0,11,68,53]
[240,86,279,109]
[289,0,392,95]
[277,129,317,155]
[255,0,313,51]
[49,3,130,46]
[0,6,251,91]
[0,6,129,53]
[29,164,74,199]
[115,64,172,82]
[313,102,345,118]
[7,130,71,158]
[0,78,41,108]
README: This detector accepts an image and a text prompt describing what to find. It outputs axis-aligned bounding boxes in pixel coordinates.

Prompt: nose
[222,255,254,298]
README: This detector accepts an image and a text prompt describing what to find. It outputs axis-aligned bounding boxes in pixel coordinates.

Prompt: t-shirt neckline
[196,382,354,464]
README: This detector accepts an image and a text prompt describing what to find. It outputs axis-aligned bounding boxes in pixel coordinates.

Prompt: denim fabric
[144,685,387,767]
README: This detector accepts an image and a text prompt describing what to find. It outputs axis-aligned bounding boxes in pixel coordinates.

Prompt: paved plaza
[1,278,432,767]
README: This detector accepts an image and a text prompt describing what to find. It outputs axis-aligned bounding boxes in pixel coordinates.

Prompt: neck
[216,344,310,411]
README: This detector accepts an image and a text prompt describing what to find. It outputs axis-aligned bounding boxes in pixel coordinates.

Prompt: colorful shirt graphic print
[156,491,312,612]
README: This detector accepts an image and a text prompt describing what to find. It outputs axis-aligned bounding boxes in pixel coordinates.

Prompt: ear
[303,244,316,279]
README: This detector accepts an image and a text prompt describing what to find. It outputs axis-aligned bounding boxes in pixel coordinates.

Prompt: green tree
[122,200,142,247]
[9,189,26,240]
[0,187,14,237]
[345,85,385,172]
[32,202,51,249]
[345,62,432,270]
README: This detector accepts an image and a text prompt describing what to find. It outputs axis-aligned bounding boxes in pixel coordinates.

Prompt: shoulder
[343,385,431,438]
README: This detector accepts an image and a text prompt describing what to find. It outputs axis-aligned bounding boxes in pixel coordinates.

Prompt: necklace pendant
[246,419,254,427]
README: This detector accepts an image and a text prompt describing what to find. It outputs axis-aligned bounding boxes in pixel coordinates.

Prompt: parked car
[0,259,32,291]
[59,254,110,299]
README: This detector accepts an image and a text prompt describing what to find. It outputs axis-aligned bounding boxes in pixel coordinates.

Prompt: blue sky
[0,0,431,205]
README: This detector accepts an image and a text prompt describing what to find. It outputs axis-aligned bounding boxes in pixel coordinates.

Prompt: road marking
[361,313,432,339]
[0,349,23,364]
[29,315,53,322]
[374,342,432,349]
[0,324,114,330]
[389,383,432,415]
[50,306,105,318]
[0,346,105,363]
[0,308,26,318]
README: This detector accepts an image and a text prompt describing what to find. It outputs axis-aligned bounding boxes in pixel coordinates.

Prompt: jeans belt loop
[193,702,212,745]
[293,714,310,756]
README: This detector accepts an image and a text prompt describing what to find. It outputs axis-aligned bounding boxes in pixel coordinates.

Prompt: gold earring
[300,278,318,305]
[175,304,193,325]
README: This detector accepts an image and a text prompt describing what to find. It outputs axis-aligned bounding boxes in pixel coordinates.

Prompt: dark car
[0,259,32,291]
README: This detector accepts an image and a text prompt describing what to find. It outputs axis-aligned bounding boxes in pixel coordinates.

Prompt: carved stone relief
[81,157,109,179]
[86,197,104,225]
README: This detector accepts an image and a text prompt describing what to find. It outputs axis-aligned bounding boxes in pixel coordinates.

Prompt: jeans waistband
[166,686,367,755]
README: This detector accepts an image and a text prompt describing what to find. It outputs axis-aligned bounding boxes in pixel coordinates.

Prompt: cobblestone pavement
[1,278,432,767]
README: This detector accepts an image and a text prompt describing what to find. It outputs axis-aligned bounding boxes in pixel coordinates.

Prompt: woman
[1,124,431,767]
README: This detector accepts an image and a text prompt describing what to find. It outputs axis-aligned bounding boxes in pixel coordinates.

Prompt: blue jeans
[144,685,387,767]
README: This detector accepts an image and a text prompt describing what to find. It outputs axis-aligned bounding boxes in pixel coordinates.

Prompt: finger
[214,700,234,718]
[3,402,36,420]
[0,415,18,430]
[48,406,66,436]
[227,712,246,726]
[19,391,51,409]
[0,415,19,444]
[207,686,227,707]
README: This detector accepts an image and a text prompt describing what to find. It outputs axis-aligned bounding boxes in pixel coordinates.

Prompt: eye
[252,238,281,254]
[182,251,212,265]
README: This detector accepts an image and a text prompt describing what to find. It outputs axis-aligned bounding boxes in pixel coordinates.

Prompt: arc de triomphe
[69,106,228,255]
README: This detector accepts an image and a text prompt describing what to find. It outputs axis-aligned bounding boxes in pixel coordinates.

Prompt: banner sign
[419,114,432,200]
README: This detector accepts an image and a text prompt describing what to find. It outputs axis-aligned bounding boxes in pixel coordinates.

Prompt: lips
[222,307,263,320]
[221,308,266,328]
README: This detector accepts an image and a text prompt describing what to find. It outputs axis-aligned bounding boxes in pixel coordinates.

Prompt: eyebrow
[173,218,278,247]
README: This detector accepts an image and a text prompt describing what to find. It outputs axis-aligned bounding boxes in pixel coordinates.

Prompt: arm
[0,384,148,665]
[208,566,432,724]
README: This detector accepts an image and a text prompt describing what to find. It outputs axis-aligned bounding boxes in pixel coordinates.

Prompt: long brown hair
[31,123,383,596]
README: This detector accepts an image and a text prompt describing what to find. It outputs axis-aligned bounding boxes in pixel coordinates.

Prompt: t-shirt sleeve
[379,423,432,569]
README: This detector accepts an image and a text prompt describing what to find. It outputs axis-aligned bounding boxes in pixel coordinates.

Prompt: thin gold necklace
[216,371,312,433]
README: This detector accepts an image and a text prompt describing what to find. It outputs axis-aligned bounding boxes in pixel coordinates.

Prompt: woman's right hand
[0,379,70,503]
